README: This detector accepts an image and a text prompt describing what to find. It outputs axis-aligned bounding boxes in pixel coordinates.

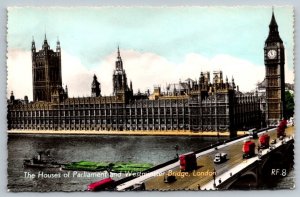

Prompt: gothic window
[178,108,183,114]
[118,109,123,115]
[154,108,158,115]
[179,119,183,124]
[131,109,136,115]
[166,108,170,115]
[137,108,141,115]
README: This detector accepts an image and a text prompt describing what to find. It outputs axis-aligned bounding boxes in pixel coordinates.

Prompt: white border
[0,1,298,197]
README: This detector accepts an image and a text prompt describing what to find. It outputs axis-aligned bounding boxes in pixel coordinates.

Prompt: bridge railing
[115,127,274,188]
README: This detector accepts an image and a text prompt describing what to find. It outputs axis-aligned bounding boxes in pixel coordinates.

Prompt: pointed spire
[115,46,123,71]
[43,33,49,49]
[266,7,282,43]
[269,7,278,27]
[56,36,61,52]
[117,45,122,60]
[56,36,60,45]
[31,36,36,51]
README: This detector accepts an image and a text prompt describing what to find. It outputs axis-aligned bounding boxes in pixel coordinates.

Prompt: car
[270,139,277,144]
[164,175,176,183]
[214,153,227,163]
[132,182,146,191]
[248,129,258,139]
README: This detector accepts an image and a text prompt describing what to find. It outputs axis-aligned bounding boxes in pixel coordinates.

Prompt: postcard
[7,6,294,192]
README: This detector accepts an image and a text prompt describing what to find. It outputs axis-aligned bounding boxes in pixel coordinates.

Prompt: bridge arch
[260,144,294,187]
[261,151,284,172]
[227,171,257,190]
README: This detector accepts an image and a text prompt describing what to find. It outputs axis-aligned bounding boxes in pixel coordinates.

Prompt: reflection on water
[8,133,226,192]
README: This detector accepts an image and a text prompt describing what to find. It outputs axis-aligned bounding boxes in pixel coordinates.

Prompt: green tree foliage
[285,91,294,119]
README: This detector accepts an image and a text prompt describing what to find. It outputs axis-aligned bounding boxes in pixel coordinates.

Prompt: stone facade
[8,45,262,136]
[264,11,286,125]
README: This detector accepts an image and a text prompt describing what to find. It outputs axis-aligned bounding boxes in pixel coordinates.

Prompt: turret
[10,91,15,103]
[65,85,68,96]
[115,45,123,71]
[42,34,49,50]
[91,74,101,97]
[56,37,61,53]
[31,36,36,53]
[130,80,133,91]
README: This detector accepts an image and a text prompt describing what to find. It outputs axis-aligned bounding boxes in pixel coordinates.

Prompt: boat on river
[23,152,61,168]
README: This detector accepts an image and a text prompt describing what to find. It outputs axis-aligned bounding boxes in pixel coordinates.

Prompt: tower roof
[43,33,50,49]
[265,9,282,43]
[117,45,122,60]
[115,46,124,71]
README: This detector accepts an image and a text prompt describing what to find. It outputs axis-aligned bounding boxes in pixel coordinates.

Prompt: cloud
[7,49,32,100]
[7,49,294,101]
[61,50,93,98]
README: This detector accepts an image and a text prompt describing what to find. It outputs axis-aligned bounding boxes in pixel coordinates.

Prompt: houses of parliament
[7,11,286,136]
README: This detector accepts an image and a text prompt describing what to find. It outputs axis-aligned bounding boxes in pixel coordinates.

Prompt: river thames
[7,133,294,192]
[7,133,228,192]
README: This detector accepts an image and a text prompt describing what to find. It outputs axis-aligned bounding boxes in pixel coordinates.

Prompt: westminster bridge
[115,126,294,190]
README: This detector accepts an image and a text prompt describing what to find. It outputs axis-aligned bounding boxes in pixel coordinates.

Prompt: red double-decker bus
[87,178,115,191]
[179,152,197,172]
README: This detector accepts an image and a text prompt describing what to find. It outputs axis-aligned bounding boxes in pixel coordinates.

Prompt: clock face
[267,49,277,59]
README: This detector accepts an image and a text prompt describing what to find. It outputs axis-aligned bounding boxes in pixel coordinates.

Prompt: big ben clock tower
[264,10,285,125]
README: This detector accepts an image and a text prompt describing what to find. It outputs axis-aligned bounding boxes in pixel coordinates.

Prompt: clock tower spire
[264,9,285,125]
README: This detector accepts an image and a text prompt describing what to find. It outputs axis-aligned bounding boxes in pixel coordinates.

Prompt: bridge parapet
[203,135,294,190]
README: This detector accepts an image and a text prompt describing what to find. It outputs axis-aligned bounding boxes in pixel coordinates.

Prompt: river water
[7,133,227,192]
[7,133,294,192]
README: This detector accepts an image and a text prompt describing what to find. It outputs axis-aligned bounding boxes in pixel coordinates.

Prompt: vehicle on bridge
[132,182,146,191]
[164,174,177,183]
[277,119,287,138]
[87,178,115,191]
[259,133,270,149]
[248,128,258,139]
[242,140,255,159]
[214,153,228,164]
[179,152,197,172]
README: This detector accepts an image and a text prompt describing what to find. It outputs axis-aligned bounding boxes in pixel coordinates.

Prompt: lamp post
[174,145,179,159]
[213,168,216,188]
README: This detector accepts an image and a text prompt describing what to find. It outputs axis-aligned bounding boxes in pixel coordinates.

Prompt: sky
[7,6,294,101]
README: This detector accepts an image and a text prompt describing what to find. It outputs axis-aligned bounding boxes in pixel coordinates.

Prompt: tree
[285,91,294,119]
